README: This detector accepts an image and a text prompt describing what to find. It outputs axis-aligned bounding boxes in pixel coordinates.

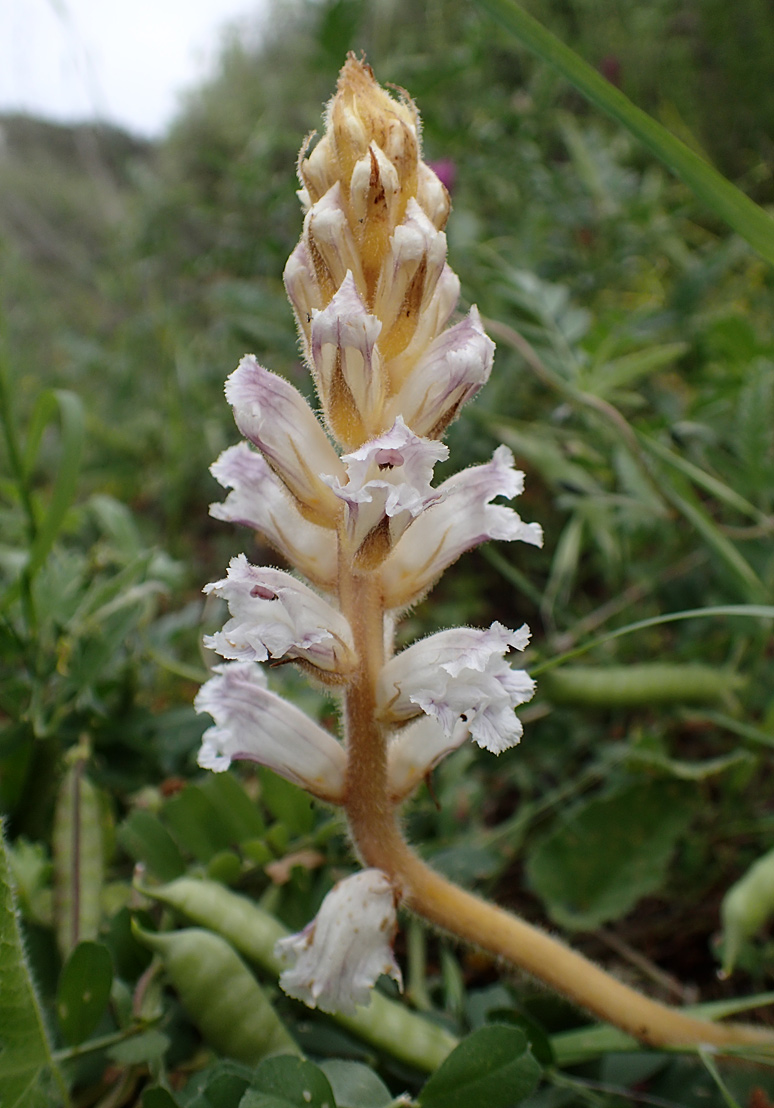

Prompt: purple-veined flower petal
[386,306,494,437]
[377,622,535,754]
[225,356,344,528]
[203,554,356,678]
[373,199,447,364]
[209,444,337,589]
[195,662,346,803]
[310,272,385,445]
[275,869,402,1015]
[387,716,470,801]
[284,239,322,354]
[304,181,366,296]
[382,445,543,608]
[322,416,448,568]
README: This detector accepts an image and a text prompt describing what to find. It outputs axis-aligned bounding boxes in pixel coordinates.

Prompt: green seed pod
[132,922,299,1064]
[139,877,458,1071]
[540,663,743,708]
[720,846,774,975]
[53,745,104,958]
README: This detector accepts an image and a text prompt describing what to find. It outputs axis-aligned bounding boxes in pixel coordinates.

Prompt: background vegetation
[3,0,774,1104]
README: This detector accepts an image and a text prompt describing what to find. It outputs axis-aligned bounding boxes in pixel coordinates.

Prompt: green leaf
[117,809,185,882]
[238,1097,297,1108]
[25,389,85,580]
[419,1025,541,1108]
[526,780,695,930]
[142,1088,181,1108]
[319,1060,392,1108]
[475,0,774,267]
[163,785,237,862]
[56,940,113,1045]
[198,772,266,842]
[532,605,774,676]
[251,1057,335,1108]
[0,820,67,1107]
[719,847,774,974]
[178,1061,253,1108]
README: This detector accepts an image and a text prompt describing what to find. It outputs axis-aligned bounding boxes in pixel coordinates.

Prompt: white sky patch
[0,0,267,138]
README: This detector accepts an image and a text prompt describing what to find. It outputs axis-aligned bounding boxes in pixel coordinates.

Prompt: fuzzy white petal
[378,622,535,754]
[209,444,337,589]
[323,417,448,567]
[382,445,543,608]
[275,870,402,1015]
[195,662,346,802]
[225,356,344,527]
[311,272,385,439]
[387,716,470,801]
[203,554,356,677]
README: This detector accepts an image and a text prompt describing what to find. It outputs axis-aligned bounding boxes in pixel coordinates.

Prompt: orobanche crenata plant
[196,55,773,1050]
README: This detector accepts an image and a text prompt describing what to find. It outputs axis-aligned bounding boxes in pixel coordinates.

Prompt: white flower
[377,622,535,754]
[310,272,385,446]
[203,554,357,679]
[195,662,346,803]
[385,306,494,438]
[209,444,337,589]
[323,417,448,569]
[275,869,402,1015]
[225,356,344,528]
[387,716,471,801]
[382,445,543,609]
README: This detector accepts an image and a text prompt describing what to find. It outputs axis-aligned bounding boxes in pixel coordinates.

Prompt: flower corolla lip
[275,869,402,1015]
[377,622,535,754]
[203,554,357,677]
[387,715,471,801]
[322,416,448,568]
[194,662,346,802]
[382,445,543,609]
[225,355,344,527]
[209,443,337,590]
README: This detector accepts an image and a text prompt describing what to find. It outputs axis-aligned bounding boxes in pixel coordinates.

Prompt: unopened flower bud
[225,356,344,528]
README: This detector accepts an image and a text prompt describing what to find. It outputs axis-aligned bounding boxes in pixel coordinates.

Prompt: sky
[0,0,269,139]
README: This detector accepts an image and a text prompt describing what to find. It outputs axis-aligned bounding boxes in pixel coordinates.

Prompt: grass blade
[476,0,774,266]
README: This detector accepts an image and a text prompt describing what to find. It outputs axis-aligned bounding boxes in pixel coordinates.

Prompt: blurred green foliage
[2,0,774,1103]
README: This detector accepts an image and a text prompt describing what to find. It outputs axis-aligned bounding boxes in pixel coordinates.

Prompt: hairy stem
[339,562,774,1053]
